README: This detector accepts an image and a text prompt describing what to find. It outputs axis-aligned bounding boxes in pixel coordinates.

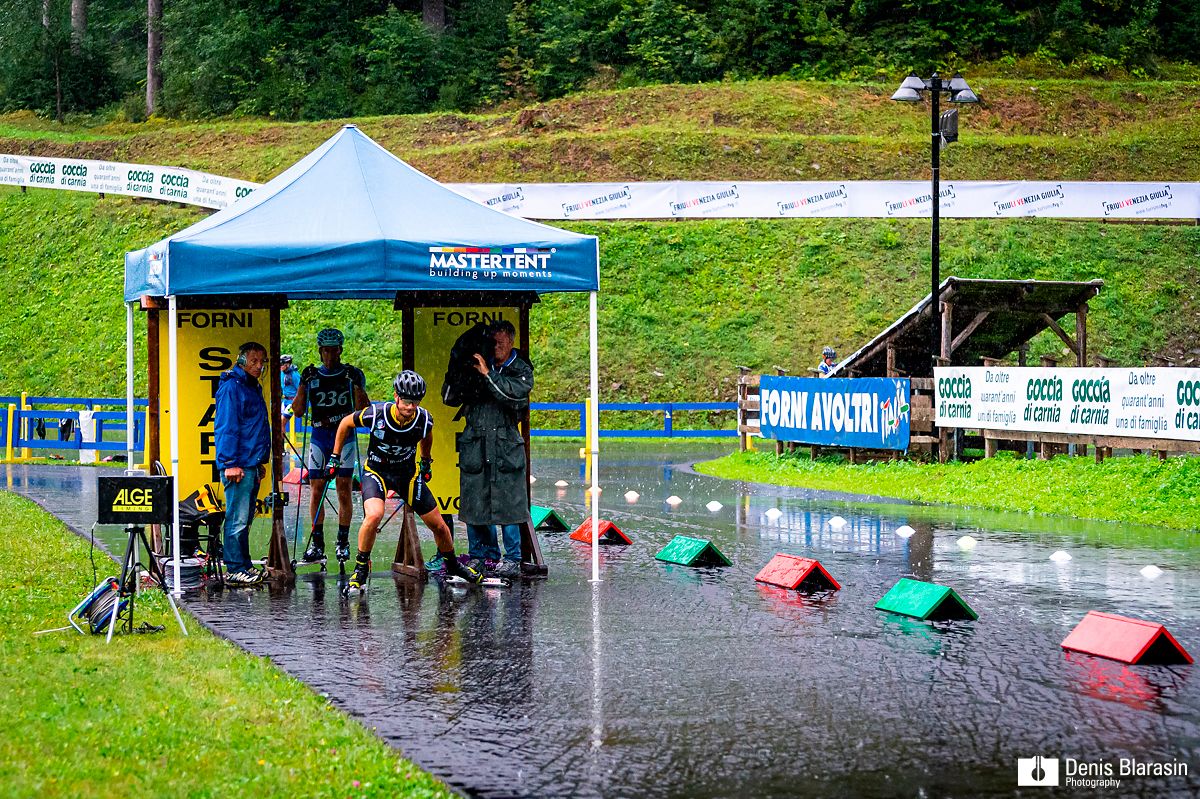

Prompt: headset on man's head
[236,341,267,367]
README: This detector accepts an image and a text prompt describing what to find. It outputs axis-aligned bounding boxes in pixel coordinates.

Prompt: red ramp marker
[570,518,633,545]
[282,467,308,484]
[755,554,840,592]
[1062,611,1192,665]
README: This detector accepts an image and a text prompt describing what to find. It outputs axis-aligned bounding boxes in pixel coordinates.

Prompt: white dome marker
[1141,564,1164,580]
[706,500,723,512]
[624,490,640,503]
[895,525,916,539]
[957,535,978,551]
[764,507,783,521]
[1049,550,1072,563]
[529,475,537,484]
[666,495,683,506]
[554,480,569,488]
[828,515,847,530]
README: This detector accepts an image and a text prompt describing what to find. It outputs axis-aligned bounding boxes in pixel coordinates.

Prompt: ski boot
[443,554,483,585]
[345,555,370,595]
[301,535,325,564]
[334,534,351,564]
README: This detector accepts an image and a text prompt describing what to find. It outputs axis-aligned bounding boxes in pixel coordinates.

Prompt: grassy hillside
[3,79,1200,182]
[2,78,1199,403]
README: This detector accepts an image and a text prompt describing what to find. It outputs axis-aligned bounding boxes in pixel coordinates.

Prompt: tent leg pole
[126,302,137,475]
[589,291,600,584]
[168,296,182,596]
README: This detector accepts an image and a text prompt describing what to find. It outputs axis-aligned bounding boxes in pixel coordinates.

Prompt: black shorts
[361,469,436,515]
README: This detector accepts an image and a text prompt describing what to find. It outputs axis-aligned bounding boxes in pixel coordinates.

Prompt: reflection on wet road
[7,443,1200,798]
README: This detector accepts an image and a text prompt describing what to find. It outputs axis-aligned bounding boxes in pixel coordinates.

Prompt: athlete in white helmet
[328,370,482,593]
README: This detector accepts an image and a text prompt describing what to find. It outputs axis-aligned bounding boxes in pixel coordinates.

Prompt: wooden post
[935,356,950,463]
[1075,303,1088,368]
[145,308,163,551]
[737,366,750,452]
[940,301,953,364]
[886,345,897,377]
[392,506,427,580]
[266,306,294,582]
[147,309,160,470]
[1072,304,1089,458]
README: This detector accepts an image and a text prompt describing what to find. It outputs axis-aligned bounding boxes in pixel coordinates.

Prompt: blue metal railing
[0,399,149,457]
[0,396,737,458]
[529,401,737,438]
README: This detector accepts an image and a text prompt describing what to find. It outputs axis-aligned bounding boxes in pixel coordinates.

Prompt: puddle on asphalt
[7,443,1200,798]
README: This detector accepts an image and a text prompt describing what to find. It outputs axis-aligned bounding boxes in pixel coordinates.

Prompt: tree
[423,0,445,30]
[147,0,161,115]
[69,0,85,54]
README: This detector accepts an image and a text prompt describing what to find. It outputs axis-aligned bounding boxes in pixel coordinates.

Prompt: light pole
[892,72,979,374]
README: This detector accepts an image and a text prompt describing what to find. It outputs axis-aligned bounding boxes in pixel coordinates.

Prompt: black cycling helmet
[317,327,344,347]
[393,370,427,401]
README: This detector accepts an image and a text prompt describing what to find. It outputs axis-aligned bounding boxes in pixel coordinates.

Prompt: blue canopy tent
[122,126,604,589]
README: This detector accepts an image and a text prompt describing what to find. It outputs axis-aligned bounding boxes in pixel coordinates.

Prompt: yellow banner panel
[411,307,520,517]
[158,309,274,515]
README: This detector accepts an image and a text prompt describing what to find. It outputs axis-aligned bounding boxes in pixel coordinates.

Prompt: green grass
[696,449,1200,531]
[0,491,453,798]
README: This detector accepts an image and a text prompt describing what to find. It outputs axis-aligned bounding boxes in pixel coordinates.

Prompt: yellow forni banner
[412,307,520,517]
[158,309,274,515]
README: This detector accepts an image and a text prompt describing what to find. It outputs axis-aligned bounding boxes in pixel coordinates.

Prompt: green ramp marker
[874,578,978,621]
[654,535,732,568]
[530,505,569,532]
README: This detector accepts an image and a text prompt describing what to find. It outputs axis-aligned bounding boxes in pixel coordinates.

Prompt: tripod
[105,524,188,644]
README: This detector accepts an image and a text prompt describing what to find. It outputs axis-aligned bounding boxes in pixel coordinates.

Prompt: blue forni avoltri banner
[759,375,911,450]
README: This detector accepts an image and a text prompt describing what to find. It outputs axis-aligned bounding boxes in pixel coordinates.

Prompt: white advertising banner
[0,153,258,209]
[448,181,1200,221]
[2,153,1198,221]
[934,366,1200,442]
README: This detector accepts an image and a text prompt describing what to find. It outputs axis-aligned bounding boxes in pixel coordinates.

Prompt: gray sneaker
[225,569,262,586]
[494,559,521,580]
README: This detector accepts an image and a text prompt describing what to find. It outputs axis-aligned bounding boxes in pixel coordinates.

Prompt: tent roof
[124,125,599,301]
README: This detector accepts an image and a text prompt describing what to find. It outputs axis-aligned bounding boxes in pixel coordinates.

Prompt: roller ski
[298,535,328,572]
[441,556,509,588]
[343,554,370,596]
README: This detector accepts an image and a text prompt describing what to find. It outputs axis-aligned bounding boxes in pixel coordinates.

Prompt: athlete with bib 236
[328,370,482,593]
[289,327,369,564]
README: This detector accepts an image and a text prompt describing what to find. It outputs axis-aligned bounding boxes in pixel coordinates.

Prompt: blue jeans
[222,472,260,573]
[466,523,522,562]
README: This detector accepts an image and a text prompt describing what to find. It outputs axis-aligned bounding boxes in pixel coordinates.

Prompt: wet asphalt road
[7,443,1200,798]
